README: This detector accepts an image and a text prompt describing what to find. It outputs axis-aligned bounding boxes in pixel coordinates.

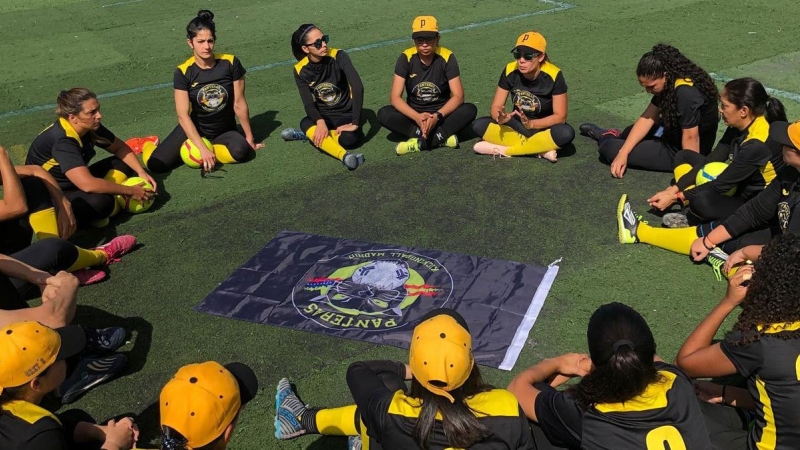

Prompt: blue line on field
[0,0,575,120]
[102,0,146,7]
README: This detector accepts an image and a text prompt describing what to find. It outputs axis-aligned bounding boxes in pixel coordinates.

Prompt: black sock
[301,408,320,433]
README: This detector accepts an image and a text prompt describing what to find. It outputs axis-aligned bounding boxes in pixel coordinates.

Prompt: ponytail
[723,77,787,123]
[574,344,660,410]
[55,88,96,119]
[291,24,317,61]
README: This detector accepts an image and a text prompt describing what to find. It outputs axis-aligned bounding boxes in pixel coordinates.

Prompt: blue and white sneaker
[348,435,363,450]
[84,327,127,355]
[275,378,308,439]
[281,128,308,142]
[57,353,127,404]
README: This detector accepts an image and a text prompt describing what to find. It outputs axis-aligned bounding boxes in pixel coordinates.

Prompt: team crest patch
[314,82,342,106]
[412,82,442,103]
[778,202,791,232]
[292,250,453,331]
[197,84,228,113]
[512,89,542,117]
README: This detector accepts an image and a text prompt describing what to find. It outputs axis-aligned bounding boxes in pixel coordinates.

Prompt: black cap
[56,325,86,361]
[224,362,258,405]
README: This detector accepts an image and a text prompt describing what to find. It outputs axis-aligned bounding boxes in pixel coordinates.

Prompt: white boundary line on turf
[102,0,146,7]
[711,73,800,103]
[0,0,575,120]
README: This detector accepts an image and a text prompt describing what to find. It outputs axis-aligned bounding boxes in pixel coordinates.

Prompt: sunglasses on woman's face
[512,51,537,61]
[414,36,437,44]
[305,35,329,50]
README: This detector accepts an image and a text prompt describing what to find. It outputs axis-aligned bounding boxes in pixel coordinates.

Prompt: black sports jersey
[0,400,68,449]
[497,61,567,120]
[651,79,719,154]
[347,360,534,450]
[534,363,712,450]
[24,118,116,190]
[720,324,800,450]
[681,116,784,201]
[394,47,460,113]
[722,167,800,237]
[174,53,246,139]
[293,49,363,125]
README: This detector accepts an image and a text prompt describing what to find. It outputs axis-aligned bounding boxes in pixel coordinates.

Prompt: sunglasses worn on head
[512,50,537,61]
[305,35,329,49]
[414,36,437,44]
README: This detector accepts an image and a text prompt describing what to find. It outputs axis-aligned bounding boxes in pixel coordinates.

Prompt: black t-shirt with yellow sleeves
[721,324,800,450]
[651,79,719,154]
[173,54,246,139]
[394,47,460,113]
[498,60,567,120]
[293,49,363,125]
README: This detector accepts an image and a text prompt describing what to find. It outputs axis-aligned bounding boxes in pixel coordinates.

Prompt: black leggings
[598,124,680,173]
[377,103,477,150]
[697,222,776,254]
[699,401,749,450]
[0,239,78,310]
[63,157,136,227]
[146,124,253,173]
[300,114,363,150]
[673,151,748,222]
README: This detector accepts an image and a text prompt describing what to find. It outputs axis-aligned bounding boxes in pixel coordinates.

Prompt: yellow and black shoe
[396,138,421,156]
[617,194,640,244]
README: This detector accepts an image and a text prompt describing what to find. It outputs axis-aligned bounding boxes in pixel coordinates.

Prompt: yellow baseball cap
[160,361,258,448]
[0,322,85,394]
[514,31,547,54]
[769,120,800,150]
[409,309,474,403]
[412,16,439,39]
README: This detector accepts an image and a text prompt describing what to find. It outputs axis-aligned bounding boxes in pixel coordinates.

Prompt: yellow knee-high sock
[29,208,106,270]
[505,129,559,156]
[141,141,157,167]
[637,222,698,255]
[212,144,238,164]
[104,169,129,184]
[360,416,370,450]
[315,405,358,436]
[481,123,526,147]
[305,126,347,160]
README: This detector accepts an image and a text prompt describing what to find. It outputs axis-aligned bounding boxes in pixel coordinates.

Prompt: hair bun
[196,9,214,21]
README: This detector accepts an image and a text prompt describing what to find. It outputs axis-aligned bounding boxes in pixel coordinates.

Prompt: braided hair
[636,44,718,129]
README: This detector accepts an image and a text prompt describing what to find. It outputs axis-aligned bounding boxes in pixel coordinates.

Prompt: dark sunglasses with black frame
[413,36,438,44]
[304,34,329,50]
[511,50,540,61]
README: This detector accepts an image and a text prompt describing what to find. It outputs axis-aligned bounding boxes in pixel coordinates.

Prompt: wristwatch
[435,111,444,122]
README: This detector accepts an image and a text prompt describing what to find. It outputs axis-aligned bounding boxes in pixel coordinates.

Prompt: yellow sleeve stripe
[744,116,770,144]
[540,61,562,80]
[436,46,453,63]
[755,377,777,449]
[42,158,59,172]
[177,56,196,75]
[403,47,417,61]
[594,370,677,413]
[294,56,310,75]
[329,48,339,59]
[58,117,82,147]
[505,61,518,76]
[1,400,62,426]
[675,78,694,88]
[215,53,235,64]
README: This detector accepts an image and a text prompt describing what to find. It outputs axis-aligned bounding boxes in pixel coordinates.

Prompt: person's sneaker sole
[617,194,637,244]
[274,378,307,440]
[59,354,127,404]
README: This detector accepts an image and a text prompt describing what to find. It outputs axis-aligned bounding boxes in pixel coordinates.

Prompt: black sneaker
[342,152,365,170]
[84,327,127,355]
[57,354,127,404]
[579,123,621,142]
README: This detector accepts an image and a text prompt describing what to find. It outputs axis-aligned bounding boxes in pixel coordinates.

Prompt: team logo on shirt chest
[412,82,441,103]
[314,82,342,106]
[292,250,453,331]
[512,89,542,117]
[197,83,229,114]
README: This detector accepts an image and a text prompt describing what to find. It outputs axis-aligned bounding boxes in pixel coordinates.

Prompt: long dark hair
[187,10,216,40]
[723,77,786,123]
[636,44,718,129]
[407,365,492,449]
[730,234,800,346]
[574,303,661,410]
[291,24,317,61]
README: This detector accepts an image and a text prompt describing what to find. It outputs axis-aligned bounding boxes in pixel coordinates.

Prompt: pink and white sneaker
[73,268,108,286]
[95,235,137,264]
[473,141,509,157]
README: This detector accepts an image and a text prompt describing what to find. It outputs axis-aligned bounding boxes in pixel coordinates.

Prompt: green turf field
[2,0,800,447]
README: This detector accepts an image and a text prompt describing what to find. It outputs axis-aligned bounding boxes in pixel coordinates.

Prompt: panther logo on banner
[292,250,453,331]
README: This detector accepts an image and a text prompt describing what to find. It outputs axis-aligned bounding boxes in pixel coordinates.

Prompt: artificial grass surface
[2,0,800,447]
